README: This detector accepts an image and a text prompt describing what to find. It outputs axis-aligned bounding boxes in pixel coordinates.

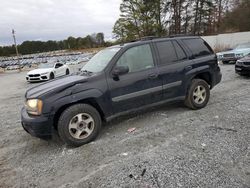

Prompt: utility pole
[12,29,21,71]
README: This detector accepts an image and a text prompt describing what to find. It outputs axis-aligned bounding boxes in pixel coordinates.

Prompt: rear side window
[156,41,177,65]
[182,38,213,58]
[172,41,187,61]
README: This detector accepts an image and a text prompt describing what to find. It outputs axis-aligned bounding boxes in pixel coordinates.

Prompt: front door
[54,63,64,76]
[107,44,162,113]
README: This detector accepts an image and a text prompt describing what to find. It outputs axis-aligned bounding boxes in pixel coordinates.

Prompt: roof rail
[140,36,158,41]
[169,34,196,38]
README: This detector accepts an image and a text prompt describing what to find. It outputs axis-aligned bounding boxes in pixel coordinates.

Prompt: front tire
[58,104,102,147]
[185,79,210,110]
[66,69,70,75]
[50,72,55,80]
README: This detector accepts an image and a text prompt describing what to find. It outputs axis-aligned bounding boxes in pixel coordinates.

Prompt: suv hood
[27,68,54,75]
[238,55,250,62]
[26,75,88,99]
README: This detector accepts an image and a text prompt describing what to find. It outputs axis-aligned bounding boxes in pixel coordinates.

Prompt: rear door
[107,43,162,113]
[180,38,217,83]
[154,40,191,99]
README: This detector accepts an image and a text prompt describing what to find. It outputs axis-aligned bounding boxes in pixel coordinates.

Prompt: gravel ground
[0,64,249,188]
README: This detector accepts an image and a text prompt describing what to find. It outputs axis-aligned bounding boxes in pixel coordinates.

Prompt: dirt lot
[0,64,249,188]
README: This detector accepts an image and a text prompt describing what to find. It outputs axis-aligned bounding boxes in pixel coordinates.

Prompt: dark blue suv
[21,36,222,146]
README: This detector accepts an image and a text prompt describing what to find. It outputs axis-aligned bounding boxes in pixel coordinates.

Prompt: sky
[0,0,122,46]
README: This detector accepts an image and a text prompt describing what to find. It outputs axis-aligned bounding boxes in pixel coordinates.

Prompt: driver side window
[116,44,154,73]
[55,63,63,68]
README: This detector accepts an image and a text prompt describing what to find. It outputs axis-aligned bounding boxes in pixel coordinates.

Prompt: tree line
[113,0,250,42]
[0,32,106,57]
[1,0,249,56]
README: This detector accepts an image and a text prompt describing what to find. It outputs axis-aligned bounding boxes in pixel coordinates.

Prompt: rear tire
[58,104,102,147]
[185,79,210,110]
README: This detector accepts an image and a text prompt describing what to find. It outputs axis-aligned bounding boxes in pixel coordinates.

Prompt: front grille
[223,53,235,58]
[28,74,40,77]
[30,78,40,80]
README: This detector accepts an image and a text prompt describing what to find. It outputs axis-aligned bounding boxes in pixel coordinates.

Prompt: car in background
[217,42,250,64]
[26,62,70,82]
[235,54,250,76]
[65,60,80,65]
[6,65,20,70]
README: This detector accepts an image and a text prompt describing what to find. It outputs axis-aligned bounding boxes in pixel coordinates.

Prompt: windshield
[38,63,55,68]
[81,47,120,73]
[235,43,250,49]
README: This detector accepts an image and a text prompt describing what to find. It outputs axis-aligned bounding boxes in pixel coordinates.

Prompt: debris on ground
[121,153,128,156]
[127,127,136,133]
[141,168,146,177]
[201,143,206,147]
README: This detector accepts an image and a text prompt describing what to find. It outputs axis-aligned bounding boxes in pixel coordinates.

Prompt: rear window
[182,38,213,58]
[156,41,177,65]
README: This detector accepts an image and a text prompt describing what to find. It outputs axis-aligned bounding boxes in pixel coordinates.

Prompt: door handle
[148,73,158,79]
[185,66,192,71]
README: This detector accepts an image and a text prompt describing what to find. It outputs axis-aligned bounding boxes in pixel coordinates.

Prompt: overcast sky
[0,0,122,46]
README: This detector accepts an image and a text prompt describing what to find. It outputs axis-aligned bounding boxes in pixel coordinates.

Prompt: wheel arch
[193,72,212,87]
[53,98,105,130]
[184,70,212,96]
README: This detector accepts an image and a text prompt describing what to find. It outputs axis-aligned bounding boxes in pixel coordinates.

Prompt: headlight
[41,72,49,75]
[217,55,223,60]
[236,60,242,65]
[25,99,43,115]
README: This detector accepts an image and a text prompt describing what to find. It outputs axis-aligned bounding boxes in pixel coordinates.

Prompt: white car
[26,62,70,82]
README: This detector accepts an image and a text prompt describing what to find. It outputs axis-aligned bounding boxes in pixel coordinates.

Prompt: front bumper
[235,65,250,75]
[26,73,50,82]
[21,107,53,139]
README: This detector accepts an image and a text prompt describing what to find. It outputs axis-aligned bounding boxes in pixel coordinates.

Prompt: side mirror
[112,66,129,77]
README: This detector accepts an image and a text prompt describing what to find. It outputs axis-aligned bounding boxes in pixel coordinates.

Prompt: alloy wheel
[68,113,95,139]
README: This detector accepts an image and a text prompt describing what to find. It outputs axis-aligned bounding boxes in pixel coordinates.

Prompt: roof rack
[122,34,197,44]
[140,34,196,41]
[140,36,159,41]
[169,34,195,38]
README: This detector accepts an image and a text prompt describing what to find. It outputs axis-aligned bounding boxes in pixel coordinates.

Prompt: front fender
[45,88,104,115]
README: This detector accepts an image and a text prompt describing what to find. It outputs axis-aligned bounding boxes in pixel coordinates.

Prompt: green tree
[220,0,250,32]
[113,0,238,40]
[113,0,167,42]
[96,33,105,46]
